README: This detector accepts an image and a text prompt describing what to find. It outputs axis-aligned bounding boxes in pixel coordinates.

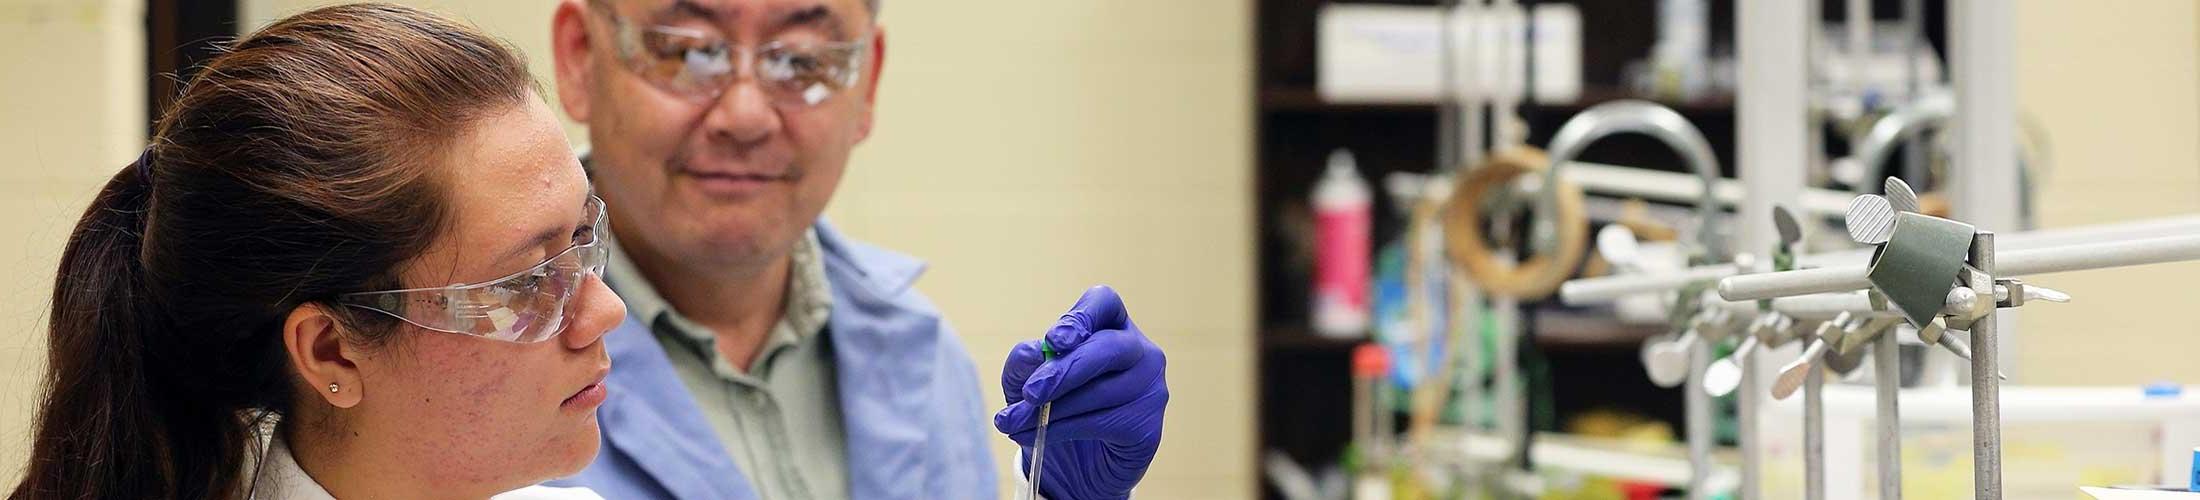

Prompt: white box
[1315,4,1577,104]
[1760,385,2200,499]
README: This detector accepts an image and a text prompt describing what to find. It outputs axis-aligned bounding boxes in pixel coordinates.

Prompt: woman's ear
[283,303,365,409]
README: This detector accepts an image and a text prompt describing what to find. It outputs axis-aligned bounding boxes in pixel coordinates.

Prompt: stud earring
[328,383,340,393]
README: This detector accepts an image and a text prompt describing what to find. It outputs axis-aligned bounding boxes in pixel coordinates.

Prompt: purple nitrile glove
[995,285,1169,500]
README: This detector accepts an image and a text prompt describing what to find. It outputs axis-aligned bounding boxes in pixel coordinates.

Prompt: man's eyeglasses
[591,1,872,107]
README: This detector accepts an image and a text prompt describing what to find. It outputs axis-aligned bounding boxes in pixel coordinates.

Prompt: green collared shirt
[603,230,848,500]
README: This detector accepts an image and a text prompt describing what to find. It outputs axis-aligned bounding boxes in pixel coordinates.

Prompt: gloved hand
[995,285,1169,500]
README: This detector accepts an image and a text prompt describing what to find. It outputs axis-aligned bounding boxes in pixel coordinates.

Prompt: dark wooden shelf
[1259,307,1667,354]
[1530,308,1669,349]
[1260,325,1371,352]
[1258,85,1736,116]
[1257,87,1440,114]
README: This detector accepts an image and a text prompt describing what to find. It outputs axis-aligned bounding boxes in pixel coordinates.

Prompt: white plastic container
[1313,149,1373,338]
[1759,384,2200,499]
[1314,4,1578,105]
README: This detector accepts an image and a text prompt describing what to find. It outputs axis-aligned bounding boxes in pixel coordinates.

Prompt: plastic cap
[1351,343,1389,378]
[1327,148,1355,172]
[2146,382,2183,399]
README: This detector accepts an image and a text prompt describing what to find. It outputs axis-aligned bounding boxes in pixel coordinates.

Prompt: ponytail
[11,4,540,498]
[11,154,263,500]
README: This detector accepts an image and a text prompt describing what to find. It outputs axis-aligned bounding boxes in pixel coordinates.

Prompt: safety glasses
[337,196,609,343]
[591,1,872,107]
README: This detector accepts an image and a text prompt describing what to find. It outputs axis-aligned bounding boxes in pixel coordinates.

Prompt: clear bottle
[1313,149,1373,338]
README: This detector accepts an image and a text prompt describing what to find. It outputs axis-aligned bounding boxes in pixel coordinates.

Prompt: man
[543,0,1171,499]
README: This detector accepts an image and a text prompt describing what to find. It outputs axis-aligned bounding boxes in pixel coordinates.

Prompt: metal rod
[1737,349,1762,498]
[1707,289,1989,321]
[1847,0,1870,91]
[1736,0,1812,492]
[1686,338,1712,500]
[1561,264,1740,305]
[1900,0,1929,185]
[1495,293,1525,478]
[1489,0,1525,150]
[1852,94,1952,183]
[2000,234,2200,276]
[1950,0,2020,233]
[1718,233,2200,301]
[1565,215,2200,305]
[1557,162,1858,218]
[1437,0,1469,172]
[1970,232,2002,499]
[1455,271,1484,435]
[1952,0,2020,382]
[1805,355,1826,500]
[1718,267,1869,302]
[1537,101,1725,254]
[1875,328,1902,499]
[1564,215,2200,305]
[1797,215,2200,268]
[1710,293,1894,320]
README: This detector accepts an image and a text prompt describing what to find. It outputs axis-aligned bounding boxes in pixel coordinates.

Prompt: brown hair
[11,4,538,499]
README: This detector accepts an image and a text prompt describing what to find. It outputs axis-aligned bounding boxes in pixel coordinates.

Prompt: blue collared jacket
[549,221,1000,499]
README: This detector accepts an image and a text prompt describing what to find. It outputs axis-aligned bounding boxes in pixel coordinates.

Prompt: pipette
[1026,340,1057,500]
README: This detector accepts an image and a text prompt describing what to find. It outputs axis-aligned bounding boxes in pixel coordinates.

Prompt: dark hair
[11,4,538,499]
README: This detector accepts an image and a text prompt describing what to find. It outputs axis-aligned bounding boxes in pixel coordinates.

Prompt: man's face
[558,0,881,268]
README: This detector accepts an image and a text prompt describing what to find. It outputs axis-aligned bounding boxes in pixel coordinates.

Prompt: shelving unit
[1251,1,1951,497]
[1252,3,1744,495]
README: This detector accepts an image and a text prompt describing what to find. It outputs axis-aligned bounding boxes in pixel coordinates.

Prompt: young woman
[11,4,626,499]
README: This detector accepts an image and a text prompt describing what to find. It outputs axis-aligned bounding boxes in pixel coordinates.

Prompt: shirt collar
[247,435,337,500]
[602,228,835,375]
[601,228,674,331]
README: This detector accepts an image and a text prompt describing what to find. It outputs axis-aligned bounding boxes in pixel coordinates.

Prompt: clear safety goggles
[592,0,872,107]
[337,196,609,343]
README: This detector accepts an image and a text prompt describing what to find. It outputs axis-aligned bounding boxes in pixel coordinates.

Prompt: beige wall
[827,2,1256,498]
[0,0,144,483]
[19,0,2196,497]
[158,0,1252,497]
[2013,0,2200,386]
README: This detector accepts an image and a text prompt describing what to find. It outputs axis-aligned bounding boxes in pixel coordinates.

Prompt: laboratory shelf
[1431,429,1743,495]
[1257,85,1736,116]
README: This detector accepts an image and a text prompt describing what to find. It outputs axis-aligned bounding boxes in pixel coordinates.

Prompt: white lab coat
[245,435,602,500]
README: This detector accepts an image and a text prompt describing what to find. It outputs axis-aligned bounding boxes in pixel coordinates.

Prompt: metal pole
[1554,162,1858,217]
[1737,345,1762,498]
[1805,357,1825,500]
[1437,0,1467,172]
[1561,265,1742,305]
[1951,0,2019,382]
[1900,0,1928,185]
[1949,0,2020,232]
[1495,291,1524,497]
[1564,215,2200,305]
[1686,339,1712,500]
[1970,232,2002,499]
[1846,0,1871,107]
[1875,328,1903,499]
[1455,271,1483,436]
[1490,0,1524,151]
[1718,267,1872,302]
[1717,233,2200,301]
[1999,235,2200,276]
